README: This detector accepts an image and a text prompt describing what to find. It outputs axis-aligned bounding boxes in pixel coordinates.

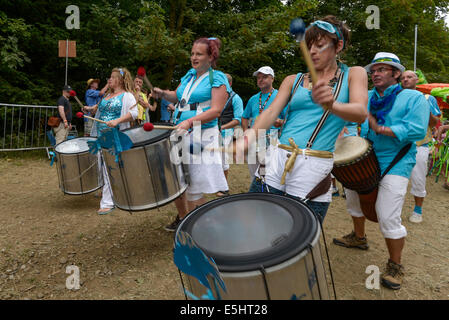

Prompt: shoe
[443,183,449,191]
[97,207,115,215]
[381,259,404,290]
[409,212,423,223]
[333,231,369,250]
[164,215,182,232]
[216,190,230,197]
[332,187,339,197]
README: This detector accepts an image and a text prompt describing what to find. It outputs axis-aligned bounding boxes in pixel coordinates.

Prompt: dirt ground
[0,155,448,300]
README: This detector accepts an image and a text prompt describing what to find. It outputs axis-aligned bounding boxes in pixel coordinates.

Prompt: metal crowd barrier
[0,103,58,152]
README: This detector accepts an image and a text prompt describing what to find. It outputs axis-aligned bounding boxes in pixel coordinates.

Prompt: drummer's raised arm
[153,84,181,104]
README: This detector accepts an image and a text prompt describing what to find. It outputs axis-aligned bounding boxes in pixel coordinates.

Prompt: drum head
[122,123,173,147]
[176,193,318,272]
[333,136,370,165]
[55,137,96,154]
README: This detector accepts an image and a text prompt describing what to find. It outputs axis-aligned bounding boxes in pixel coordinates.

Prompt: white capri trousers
[345,174,408,239]
[409,146,429,198]
[183,127,228,201]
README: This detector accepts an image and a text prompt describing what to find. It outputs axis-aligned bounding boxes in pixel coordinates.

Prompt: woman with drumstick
[152,37,230,231]
[236,16,368,221]
[83,67,138,214]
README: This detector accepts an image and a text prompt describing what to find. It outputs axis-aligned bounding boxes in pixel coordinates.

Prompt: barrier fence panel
[0,103,58,152]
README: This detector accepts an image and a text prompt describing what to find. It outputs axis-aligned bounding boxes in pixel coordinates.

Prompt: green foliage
[0,0,449,110]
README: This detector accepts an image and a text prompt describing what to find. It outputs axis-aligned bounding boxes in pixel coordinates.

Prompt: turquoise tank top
[279,64,351,152]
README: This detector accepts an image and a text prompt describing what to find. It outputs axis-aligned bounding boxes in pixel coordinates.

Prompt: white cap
[253,66,275,77]
[364,52,405,73]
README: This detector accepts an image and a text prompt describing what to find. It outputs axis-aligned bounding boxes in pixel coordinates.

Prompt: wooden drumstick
[76,112,107,124]
[290,18,333,110]
[137,66,154,92]
[142,123,177,131]
[69,90,85,109]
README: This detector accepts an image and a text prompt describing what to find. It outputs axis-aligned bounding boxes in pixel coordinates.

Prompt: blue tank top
[97,93,124,135]
[279,65,351,152]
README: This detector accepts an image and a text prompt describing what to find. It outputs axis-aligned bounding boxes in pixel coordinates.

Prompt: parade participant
[82,68,138,214]
[217,73,244,196]
[400,70,441,223]
[334,53,429,290]
[134,75,157,124]
[54,85,74,145]
[237,16,367,222]
[152,37,231,231]
[160,98,175,123]
[241,66,286,179]
[84,78,108,136]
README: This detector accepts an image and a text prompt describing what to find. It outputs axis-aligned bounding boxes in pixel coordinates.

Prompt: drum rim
[121,122,174,148]
[54,137,97,154]
[333,136,372,165]
[175,193,319,273]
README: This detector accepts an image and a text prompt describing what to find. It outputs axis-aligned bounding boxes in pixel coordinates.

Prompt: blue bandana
[308,20,345,48]
[370,85,403,125]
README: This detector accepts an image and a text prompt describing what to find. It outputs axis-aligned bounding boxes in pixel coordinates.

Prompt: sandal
[216,190,230,197]
[97,207,115,215]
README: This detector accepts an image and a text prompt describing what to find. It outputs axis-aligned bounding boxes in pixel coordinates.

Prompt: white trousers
[263,147,334,202]
[410,146,429,198]
[98,153,114,209]
[345,175,408,239]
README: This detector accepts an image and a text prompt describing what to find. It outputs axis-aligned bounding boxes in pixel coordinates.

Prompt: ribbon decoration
[87,127,133,163]
[174,231,226,300]
[48,151,56,166]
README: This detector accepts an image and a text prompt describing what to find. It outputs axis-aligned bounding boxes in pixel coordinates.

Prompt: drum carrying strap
[278,70,345,200]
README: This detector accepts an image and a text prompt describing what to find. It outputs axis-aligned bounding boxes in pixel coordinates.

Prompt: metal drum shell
[176,193,330,300]
[102,130,188,211]
[54,138,103,195]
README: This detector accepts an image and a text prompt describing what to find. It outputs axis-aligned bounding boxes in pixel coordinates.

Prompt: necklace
[307,66,340,90]
[259,89,274,114]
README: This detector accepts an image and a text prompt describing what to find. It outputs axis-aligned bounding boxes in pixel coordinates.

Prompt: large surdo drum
[102,124,188,211]
[54,137,103,195]
[176,193,330,300]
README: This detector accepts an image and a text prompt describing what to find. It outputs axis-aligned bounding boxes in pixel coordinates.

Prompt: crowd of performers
[56,15,449,292]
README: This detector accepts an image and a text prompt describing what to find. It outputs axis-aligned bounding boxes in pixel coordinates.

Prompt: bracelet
[187,118,193,128]
[379,126,385,134]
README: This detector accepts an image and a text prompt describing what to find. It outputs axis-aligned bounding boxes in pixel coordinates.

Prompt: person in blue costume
[400,70,441,223]
[241,66,286,180]
[334,52,430,290]
[152,37,231,232]
[235,15,368,221]
[82,67,138,215]
[216,73,244,197]
[84,78,108,136]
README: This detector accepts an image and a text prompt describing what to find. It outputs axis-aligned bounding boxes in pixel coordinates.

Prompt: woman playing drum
[83,67,138,214]
[239,16,368,221]
[152,37,230,231]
